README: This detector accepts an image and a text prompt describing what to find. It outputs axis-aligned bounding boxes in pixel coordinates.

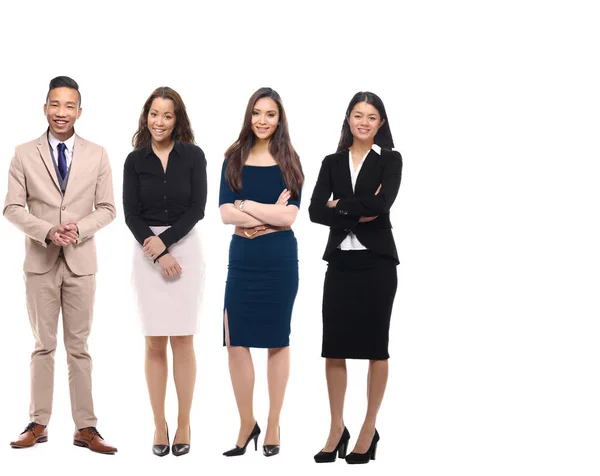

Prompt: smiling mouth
[358,128,371,133]
[54,119,68,126]
[153,128,166,134]
[255,127,270,133]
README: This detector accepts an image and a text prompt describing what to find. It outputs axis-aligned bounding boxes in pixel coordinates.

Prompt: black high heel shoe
[223,422,261,457]
[263,426,280,457]
[172,426,191,456]
[345,429,379,464]
[314,426,350,463]
[152,423,170,457]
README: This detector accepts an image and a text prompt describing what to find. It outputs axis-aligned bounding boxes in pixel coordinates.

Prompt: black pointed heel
[345,429,379,464]
[223,422,261,457]
[152,423,170,457]
[263,426,280,457]
[314,426,351,463]
[172,426,191,456]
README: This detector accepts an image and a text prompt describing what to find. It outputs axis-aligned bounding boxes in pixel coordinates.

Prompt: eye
[150,113,157,117]
[252,111,259,115]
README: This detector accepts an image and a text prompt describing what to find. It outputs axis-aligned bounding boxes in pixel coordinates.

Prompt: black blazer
[309,147,402,263]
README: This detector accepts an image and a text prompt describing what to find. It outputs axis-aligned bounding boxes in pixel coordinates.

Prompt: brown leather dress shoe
[10,422,48,448]
[73,427,117,454]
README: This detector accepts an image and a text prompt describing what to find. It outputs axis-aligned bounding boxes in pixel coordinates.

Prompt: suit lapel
[334,149,354,197]
[63,134,85,201]
[37,133,62,194]
[355,150,380,195]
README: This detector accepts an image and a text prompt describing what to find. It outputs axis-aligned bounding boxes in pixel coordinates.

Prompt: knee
[146,336,168,356]
[326,358,346,369]
[170,335,194,352]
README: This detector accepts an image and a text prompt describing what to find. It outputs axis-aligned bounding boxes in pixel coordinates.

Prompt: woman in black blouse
[123,87,207,457]
[309,92,402,464]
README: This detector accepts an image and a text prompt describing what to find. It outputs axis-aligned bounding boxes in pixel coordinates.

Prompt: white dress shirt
[48,131,75,170]
[338,144,381,251]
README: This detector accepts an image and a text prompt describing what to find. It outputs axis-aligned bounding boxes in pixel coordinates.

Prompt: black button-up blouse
[123,141,207,251]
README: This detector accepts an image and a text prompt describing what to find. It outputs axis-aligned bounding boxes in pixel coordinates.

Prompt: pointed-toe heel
[314,426,351,463]
[152,424,170,457]
[172,427,191,456]
[345,429,379,464]
[223,422,261,457]
[263,426,280,457]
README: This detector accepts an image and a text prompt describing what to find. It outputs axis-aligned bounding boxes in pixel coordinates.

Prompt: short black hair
[46,76,81,106]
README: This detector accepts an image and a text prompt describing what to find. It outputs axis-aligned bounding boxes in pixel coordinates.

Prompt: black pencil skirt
[322,249,397,360]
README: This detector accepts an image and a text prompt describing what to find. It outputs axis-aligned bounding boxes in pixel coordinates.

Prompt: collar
[48,130,76,152]
[142,140,183,157]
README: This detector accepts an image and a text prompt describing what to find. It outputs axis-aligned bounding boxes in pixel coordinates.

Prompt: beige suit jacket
[3,132,116,275]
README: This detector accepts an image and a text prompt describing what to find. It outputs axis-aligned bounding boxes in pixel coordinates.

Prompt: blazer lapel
[355,150,381,195]
[334,149,354,197]
[36,133,62,194]
[63,134,85,201]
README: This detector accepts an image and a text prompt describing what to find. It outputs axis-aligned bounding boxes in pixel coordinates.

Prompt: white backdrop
[0,1,599,475]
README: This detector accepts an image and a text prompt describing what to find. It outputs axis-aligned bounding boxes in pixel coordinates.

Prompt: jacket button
[61,206,66,210]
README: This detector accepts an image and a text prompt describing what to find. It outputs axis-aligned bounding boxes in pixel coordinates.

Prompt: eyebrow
[253,108,278,113]
[150,109,174,114]
[49,100,78,106]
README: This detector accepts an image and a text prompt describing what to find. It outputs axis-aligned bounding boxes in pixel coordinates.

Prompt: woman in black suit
[309,92,402,465]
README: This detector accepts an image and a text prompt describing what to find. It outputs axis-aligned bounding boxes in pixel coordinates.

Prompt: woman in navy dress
[219,87,303,458]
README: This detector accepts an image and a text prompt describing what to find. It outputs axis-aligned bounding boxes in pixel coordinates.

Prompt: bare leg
[265,347,290,445]
[321,358,347,451]
[170,335,196,444]
[145,336,169,445]
[224,311,256,447]
[352,359,389,453]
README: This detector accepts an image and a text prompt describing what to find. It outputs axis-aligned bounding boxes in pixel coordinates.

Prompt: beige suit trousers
[25,256,97,429]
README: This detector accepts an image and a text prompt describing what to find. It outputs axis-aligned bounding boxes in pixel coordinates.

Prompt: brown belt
[234,225,291,239]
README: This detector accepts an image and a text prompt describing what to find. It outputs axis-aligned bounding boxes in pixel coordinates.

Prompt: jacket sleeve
[3,147,54,246]
[76,147,117,243]
[308,156,360,230]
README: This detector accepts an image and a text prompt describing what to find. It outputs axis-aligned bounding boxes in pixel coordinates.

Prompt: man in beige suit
[4,77,118,454]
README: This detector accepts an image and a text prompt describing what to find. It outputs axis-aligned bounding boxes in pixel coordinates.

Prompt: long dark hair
[224,87,303,199]
[132,87,195,149]
[337,91,394,152]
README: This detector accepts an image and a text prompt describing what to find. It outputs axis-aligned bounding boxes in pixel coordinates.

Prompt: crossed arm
[220,189,298,227]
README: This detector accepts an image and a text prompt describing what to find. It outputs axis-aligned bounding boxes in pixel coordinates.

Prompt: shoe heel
[38,436,48,444]
[253,435,258,451]
[338,441,348,459]
[73,440,86,448]
[371,442,377,460]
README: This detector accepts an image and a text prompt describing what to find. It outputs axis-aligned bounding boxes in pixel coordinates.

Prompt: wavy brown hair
[337,91,394,152]
[132,87,195,149]
[224,87,303,199]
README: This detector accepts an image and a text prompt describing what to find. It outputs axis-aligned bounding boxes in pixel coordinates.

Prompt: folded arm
[240,200,299,227]
[219,204,265,227]
[308,157,360,230]
[336,151,402,216]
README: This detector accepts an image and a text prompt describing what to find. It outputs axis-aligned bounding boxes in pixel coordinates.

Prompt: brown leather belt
[234,225,291,239]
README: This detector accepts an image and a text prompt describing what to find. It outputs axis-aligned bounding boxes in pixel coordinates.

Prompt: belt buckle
[243,225,267,238]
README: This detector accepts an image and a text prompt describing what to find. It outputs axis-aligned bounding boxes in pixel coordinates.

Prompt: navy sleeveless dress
[219,160,300,348]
